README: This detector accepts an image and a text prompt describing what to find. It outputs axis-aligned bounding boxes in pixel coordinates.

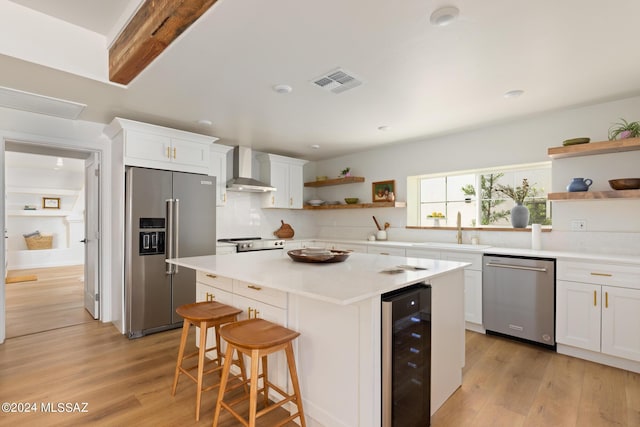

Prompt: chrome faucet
[456,211,462,244]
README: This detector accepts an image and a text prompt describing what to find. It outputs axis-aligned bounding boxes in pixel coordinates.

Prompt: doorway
[3,144,101,338]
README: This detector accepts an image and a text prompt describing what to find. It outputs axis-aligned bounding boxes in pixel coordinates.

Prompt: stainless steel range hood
[227,146,276,192]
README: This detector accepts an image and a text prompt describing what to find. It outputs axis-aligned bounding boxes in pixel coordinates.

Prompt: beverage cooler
[382,283,432,427]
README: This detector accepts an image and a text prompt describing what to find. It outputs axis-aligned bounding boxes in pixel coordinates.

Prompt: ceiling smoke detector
[273,84,293,94]
[311,68,363,94]
[430,6,459,26]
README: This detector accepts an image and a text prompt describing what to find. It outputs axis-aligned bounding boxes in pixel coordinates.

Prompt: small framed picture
[372,180,395,202]
[42,197,60,209]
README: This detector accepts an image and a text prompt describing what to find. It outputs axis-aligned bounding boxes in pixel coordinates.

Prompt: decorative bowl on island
[344,198,359,204]
[287,249,351,263]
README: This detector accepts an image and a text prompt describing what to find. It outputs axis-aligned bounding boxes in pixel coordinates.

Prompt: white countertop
[309,238,640,265]
[168,250,468,305]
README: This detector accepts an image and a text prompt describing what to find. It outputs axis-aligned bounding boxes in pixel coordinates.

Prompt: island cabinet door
[195,282,233,360]
[232,293,288,396]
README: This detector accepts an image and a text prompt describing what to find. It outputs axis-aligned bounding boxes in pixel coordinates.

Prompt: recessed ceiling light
[430,6,459,26]
[196,119,213,126]
[503,89,525,99]
[273,84,293,94]
[310,144,320,149]
[378,126,391,131]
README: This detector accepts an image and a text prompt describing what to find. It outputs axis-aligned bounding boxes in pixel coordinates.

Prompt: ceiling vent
[312,68,362,94]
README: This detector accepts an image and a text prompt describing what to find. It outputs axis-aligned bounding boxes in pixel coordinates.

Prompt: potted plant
[608,118,640,140]
[495,178,532,228]
[340,167,351,177]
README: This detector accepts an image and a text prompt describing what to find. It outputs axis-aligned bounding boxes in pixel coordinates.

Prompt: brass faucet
[456,211,462,244]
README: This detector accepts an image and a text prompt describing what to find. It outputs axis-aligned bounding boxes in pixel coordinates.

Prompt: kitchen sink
[410,242,492,250]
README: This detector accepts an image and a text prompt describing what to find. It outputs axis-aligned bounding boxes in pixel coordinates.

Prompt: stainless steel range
[218,237,285,252]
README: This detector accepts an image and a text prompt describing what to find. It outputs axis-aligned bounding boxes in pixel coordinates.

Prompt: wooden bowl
[608,178,640,190]
[287,249,351,263]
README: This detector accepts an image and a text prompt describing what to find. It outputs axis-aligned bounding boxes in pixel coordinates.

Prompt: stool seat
[172,301,245,421]
[220,318,300,350]
[176,301,242,322]
[213,318,306,427]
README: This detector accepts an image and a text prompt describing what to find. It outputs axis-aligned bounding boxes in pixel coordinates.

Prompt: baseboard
[557,344,640,374]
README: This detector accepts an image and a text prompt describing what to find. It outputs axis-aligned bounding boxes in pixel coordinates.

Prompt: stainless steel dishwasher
[483,254,556,349]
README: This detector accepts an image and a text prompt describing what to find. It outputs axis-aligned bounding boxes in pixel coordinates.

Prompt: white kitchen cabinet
[258,154,307,209]
[406,248,484,329]
[232,281,288,397]
[105,117,216,175]
[209,143,232,206]
[556,260,640,365]
[601,286,640,361]
[195,274,234,359]
[556,280,601,352]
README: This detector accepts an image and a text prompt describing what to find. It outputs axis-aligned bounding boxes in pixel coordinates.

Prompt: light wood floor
[1,303,639,426]
[5,265,94,338]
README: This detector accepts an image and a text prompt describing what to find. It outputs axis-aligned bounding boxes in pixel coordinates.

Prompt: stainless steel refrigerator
[125,167,216,338]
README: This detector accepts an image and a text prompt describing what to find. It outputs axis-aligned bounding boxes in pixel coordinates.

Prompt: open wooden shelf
[548,189,640,201]
[548,137,640,159]
[304,176,365,187]
[303,201,406,210]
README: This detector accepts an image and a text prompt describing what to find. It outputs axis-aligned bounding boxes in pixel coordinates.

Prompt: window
[407,162,552,228]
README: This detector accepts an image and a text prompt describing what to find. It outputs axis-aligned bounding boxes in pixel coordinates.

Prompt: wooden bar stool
[212,318,306,427]
[171,301,246,421]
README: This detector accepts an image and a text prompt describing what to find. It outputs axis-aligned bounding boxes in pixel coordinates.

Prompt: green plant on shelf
[608,118,640,140]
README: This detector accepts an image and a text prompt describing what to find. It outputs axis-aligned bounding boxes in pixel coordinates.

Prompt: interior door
[84,153,100,319]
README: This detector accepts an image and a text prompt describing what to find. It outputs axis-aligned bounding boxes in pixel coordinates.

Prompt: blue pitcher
[567,178,593,192]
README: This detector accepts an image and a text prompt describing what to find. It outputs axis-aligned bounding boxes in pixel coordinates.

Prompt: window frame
[407,161,552,229]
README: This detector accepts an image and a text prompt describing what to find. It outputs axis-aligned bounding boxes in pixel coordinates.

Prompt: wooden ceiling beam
[109,0,218,85]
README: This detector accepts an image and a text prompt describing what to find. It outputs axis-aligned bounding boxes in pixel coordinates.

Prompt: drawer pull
[206,274,217,279]
[590,272,612,277]
[380,252,390,255]
[247,285,262,291]
[593,290,597,307]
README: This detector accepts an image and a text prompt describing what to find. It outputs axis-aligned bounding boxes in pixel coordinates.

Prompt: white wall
[309,95,640,255]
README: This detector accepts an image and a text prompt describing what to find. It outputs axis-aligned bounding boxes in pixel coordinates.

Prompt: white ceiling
[3,0,640,160]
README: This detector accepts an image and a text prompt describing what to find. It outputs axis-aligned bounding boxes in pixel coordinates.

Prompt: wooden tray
[287,249,351,263]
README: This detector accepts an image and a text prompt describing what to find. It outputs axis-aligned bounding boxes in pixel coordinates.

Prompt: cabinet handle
[590,272,612,277]
[605,292,609,309]
[206,274,217,279]
[380,252,390,255]
[247,307,260,319]
[166,147,171,158]
[593,290,597,307]
[173,147,177,159]
[223,193,226,203]
[206,292,215,301]
[290,197,293,206]
[271,196,275,205]
[247,285,262,291]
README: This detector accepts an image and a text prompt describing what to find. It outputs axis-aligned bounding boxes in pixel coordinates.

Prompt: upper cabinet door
[170,137,210,169]
[209,144,232,206]
[270,161,290,208]
[125,130,171,163]
[258,153,308,209]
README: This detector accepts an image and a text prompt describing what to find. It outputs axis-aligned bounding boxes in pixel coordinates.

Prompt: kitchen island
[168,250,468,427]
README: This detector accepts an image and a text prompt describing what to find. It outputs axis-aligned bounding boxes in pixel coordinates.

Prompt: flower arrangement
[608,118,640,140]
[495,178,531,205]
